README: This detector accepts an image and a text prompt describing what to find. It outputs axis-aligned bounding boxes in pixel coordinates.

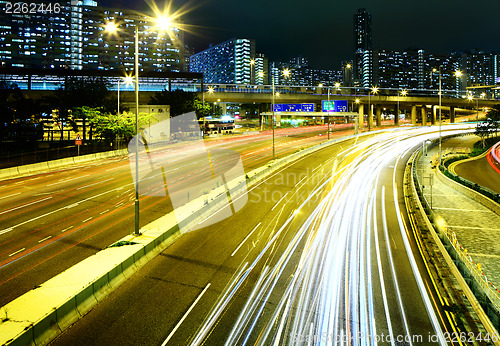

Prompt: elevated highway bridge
[201,85,499,129]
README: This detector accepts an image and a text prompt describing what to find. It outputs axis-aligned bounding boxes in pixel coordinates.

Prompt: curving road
[453,144,500,195]
[50,128,465,346]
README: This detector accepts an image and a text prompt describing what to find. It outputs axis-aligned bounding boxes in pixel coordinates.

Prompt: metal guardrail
[412,143,500,315]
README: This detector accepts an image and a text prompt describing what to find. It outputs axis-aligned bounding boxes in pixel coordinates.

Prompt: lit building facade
[0,0,185,72]
[353,8,372,88]
[254,52,268,85]
[373,49,423,89]
[189,38,255,84]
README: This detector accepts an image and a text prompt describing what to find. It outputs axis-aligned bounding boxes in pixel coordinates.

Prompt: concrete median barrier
[0,148,129,181]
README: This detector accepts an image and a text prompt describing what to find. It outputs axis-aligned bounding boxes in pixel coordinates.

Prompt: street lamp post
[271,68,290,160]
[133,25,140,235]
[272,76,275,160]
[397,89,407,125]
[105,15,173,235]
[368,86,378,131]
[117,79,120,116]
[250,59,255,85]
[439,67,442,167]
[327,86,330,140]
[455,70,463,98]
[355,98,360,134]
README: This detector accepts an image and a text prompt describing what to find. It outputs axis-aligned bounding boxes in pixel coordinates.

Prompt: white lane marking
[161,283,211,346]
[38,236,52,243]
[0,228,13,235]
[0,196,52,216]
[0,185,124,234]
[100,209,109,215]
[0,192,21,200]
[373,186,395,345]
[9,248,25,257]
[65,203,79,209]
[82,217,93,223]
[46,175,89,187]
[231,222,262,257]
[77,177,114,190]
[61,226,73,233]
[271,193,289,211]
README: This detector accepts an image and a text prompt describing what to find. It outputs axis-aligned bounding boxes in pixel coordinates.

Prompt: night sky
[99,0,500,69]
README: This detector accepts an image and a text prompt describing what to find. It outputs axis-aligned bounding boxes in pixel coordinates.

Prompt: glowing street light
[104,21,118,33]
[155,15,172,31]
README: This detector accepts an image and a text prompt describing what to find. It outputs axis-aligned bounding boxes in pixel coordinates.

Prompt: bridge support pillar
[358,104,364,132]
[394,104,399,126]
[450,106,456,123]
[421,106,427,126]
[368,104,374,130]
[376,107,382,127]
[411,105,417,126]
[431,105,437,125]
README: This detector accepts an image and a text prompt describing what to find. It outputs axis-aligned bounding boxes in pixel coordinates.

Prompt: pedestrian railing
[412,142,500,315]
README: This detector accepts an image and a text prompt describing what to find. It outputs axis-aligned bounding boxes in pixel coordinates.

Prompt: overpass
[202,86,499,129]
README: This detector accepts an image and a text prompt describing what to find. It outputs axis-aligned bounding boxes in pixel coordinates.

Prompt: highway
[0,124,349,307]
[51,128,452,345]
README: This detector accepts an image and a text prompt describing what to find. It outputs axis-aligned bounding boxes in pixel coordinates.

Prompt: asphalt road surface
[0,125,343,307]
[453,151,500,195]
[50,128,453,346]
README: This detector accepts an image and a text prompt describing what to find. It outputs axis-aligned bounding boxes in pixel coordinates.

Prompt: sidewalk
[416,136,500,289]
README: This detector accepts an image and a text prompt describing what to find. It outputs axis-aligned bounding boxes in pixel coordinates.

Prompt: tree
[193,98,211,118]
[475,118,498,148]
[80,107,157,144]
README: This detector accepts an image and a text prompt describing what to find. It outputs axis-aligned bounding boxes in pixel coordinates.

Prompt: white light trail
[187,127,473,345]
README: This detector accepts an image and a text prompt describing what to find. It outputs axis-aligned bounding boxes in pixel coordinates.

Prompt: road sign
[272,103,315,112]
[322,100,348,112]
[75,134,82,146]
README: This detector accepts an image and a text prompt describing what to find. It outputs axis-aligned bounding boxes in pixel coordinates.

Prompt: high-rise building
[0,0,185,72]
[353,8,372,88]
[373,49,423,89]
[462,51,495,87]
[254,52,268,85]
[189,38,255,84]
[85,6,184,72]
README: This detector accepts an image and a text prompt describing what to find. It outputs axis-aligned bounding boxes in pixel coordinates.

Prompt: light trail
[186,127,471,346]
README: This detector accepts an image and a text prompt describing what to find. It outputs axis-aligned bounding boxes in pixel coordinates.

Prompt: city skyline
[99,0,500,69]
